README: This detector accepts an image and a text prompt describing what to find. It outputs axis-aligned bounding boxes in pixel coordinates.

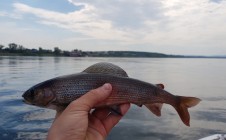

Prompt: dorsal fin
[83,62,128,77]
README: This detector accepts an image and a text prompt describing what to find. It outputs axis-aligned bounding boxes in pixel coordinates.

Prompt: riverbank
[1,51,226,59]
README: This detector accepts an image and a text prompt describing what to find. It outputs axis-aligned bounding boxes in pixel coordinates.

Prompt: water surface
[0,56,226,140]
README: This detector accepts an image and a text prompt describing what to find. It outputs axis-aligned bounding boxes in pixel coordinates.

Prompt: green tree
[54,47,61,55]
[63,51,70,56]
[8,43,18,52]
[39,47,43,52]
[0,44,4,53]
[17,45,25,53]
[18,45,24,50]
[0,44,4,50]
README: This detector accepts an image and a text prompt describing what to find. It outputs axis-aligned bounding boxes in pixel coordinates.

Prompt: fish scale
[51,73,166,105]
[22,62,201,126]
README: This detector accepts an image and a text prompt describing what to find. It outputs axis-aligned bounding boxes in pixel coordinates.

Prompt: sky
[0,0,226,55]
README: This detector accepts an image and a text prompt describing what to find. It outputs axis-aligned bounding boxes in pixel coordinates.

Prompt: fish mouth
[22,99,33,105]
[22,97,56,107]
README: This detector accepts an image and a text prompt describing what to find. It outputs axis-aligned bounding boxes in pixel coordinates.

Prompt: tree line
[0,43,83,56]
[0,43,188,58]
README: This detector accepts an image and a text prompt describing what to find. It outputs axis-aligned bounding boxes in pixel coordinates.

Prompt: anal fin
[145,103,163,117]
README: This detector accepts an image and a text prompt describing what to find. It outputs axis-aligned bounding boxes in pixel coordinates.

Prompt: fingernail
[103,83,111,91]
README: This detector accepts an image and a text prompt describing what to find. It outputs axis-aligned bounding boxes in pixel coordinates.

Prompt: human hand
[47,83,130,140]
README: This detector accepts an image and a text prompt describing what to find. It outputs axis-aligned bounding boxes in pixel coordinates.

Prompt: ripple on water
[1,57,226,140]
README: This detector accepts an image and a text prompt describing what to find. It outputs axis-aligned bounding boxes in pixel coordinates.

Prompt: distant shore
[0,43,225,58]
[1,51,226,59]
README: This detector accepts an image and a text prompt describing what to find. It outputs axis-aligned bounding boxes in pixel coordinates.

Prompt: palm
[86,106,129,140]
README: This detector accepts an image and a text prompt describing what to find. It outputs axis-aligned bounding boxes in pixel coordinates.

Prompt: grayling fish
[22,62,201,126]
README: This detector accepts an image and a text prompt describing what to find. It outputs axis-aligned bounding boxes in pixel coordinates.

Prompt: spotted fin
[83,62,128,77]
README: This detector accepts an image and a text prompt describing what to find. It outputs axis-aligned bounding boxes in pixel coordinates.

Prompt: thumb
[66,83,112,113]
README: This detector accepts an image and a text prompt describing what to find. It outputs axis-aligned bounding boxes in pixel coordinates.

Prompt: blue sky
[0,0,226,55]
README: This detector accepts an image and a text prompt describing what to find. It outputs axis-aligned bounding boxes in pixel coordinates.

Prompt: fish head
[22,82,56,107]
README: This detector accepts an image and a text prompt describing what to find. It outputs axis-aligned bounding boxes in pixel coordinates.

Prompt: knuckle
[77,102,92,111]
[68,99,92,111]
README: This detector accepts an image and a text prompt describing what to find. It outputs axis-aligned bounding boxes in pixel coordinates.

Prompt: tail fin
[174,96,201,126]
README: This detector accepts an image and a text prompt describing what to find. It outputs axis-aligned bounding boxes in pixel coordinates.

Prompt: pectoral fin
[145,103,163,117]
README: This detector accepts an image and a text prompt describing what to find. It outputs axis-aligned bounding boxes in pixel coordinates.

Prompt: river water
[0,56,226,140]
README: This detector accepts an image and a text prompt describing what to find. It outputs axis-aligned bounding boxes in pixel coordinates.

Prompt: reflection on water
[0,56,226,140]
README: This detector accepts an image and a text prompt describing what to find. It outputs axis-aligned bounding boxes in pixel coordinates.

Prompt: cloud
[5,0,226,55]
[0,10,22,19]
[13,2,130,42]
[70,0,165,28]
[159,0,226,45]
[0,11,7,16]
[209,0,223,3]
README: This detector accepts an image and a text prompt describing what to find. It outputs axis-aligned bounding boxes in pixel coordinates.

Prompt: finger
[102,103,130,134]
[92,107,111,120]
[66,83,112,113]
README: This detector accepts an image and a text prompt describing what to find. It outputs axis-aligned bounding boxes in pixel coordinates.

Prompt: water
[0,56,226,140]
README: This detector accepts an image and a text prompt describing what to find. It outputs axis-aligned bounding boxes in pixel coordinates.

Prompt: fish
[22,62,201,126]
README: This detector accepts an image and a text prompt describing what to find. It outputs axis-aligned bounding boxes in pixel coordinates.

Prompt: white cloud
[13,2,130,42]
[0,11,7,16]
[0,10,22,19]
[3,0,226,55]
[158,0,226,45]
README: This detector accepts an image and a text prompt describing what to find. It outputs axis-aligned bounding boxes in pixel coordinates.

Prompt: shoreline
[1,53,226,59]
